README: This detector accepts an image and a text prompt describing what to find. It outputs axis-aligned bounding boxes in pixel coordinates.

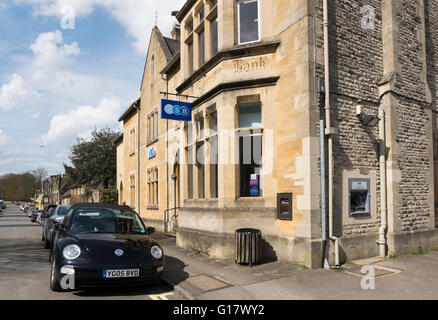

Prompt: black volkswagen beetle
[49,203,164,292]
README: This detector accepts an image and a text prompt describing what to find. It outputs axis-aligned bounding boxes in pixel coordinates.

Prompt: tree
[64,128,120,190]
[31,168,48,192]
[0,169,47,202]
[100,189,119,204]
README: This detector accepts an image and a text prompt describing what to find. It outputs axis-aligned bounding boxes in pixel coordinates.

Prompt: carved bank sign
[192,54,274,97]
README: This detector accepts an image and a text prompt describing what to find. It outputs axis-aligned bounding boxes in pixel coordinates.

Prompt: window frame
[237,0,261,45]
[237,100,263,198]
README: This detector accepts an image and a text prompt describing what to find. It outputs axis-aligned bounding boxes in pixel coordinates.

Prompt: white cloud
[41,96,123,144]
[0,129,11,146]
[13,0,186,53]
[0,30,103,113]
[0,157,16,167]
[0,73,44,111]
[30,30,80,71]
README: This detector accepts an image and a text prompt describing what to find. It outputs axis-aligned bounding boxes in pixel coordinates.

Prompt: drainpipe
[162,73,170,233]
[135,102,141,216]
[320,118,330,269]
[323,0,340,268]
[377,104,387,257]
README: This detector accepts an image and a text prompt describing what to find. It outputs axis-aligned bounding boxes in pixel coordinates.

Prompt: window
[147,110,159,143]
[209,111,218,198]
[148,168,159,206]
[154,112,158,140]
[199,29,205,66]
[187,146,194,199]
[198,7,205,23]
[188,41,194,75]
[150,55,155,87]
[239,103,262,128]
[209,111,217,133]
[130,128,136,155]
[238,103,262,197]
[187,21,193,33]
[196,116,204,140]
[211,18,218,55]
[197,143,205,199]
[238,0,259,44]
[130,175,135,208]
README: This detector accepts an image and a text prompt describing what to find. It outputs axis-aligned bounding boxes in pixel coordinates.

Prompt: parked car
[37,206,53,225]
[0,200,6,209]
[25,206,34,217]
[31,210,43,223]
[43,205,72,249]
[49,203,162,292]
[41,205,57,242]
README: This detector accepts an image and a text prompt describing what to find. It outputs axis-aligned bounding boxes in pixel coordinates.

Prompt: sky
[0,0,185,175]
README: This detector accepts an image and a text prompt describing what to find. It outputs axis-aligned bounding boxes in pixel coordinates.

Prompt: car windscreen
[57,206,71,217]
[69,208,146,235]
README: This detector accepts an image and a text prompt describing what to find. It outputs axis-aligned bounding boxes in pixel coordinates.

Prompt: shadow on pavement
[72,283,173,297]
[0,224,41,228]
[1,214,29,218]
[0,239,50,278]
[163,255,190,286]
[72,255,189,298]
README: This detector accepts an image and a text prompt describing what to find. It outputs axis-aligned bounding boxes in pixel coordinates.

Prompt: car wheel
[42,232,45,242]
[44,238,50,249]
[152,274,162,285]
[50,259,63,292]
[49,246,55,263]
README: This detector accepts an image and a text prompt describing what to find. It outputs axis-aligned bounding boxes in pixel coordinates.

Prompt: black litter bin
[235,228,262,266]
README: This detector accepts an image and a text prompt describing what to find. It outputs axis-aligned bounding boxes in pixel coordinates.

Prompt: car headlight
[151,246,163,259]
[63,244,81,260]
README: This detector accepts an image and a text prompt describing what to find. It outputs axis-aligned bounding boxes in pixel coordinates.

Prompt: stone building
[117,0,438,268]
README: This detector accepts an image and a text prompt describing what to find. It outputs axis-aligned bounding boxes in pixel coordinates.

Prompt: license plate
[103,269,140,278]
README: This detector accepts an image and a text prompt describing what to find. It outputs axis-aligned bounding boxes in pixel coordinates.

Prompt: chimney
[171,24,181,41]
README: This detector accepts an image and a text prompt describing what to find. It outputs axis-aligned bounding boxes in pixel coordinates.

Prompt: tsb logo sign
[161,99,192,122]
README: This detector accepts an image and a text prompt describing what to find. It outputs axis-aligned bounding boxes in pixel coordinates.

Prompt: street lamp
[356,99,379,127]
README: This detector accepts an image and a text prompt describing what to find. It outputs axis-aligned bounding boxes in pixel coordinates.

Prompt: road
[0,205,184,300]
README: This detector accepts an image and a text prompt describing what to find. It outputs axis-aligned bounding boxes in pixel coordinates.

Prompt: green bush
[100,189,118,204]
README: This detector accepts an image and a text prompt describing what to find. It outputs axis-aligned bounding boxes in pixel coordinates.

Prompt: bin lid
[235,228,261,233]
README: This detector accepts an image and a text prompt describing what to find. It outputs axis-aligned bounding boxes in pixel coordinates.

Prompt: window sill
[194,20,205,34]
[146,139,159,147]
[147,206,159,211]
[184,31,193,44]
[206,5,217,21]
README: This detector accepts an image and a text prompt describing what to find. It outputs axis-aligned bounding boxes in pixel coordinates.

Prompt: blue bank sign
[147,147,156,160]
[161,99,192,121]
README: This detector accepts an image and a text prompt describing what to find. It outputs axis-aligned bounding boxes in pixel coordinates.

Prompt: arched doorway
[166,151,180,233]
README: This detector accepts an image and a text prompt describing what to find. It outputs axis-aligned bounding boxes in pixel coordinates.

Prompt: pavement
[2,204,438,300]
[0,205,184,300]
[155,229,438,300]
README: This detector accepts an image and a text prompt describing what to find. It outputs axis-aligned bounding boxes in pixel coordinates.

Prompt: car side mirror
[54,224,65,231]
[146,227,155,235]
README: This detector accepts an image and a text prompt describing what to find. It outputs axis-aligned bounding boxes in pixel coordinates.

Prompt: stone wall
[314,0,384,240]
[314,0,437,258]
[425,0,438,228]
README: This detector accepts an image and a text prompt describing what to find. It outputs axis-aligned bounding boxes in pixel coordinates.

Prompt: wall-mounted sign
[161,99,192,122]
[147,147,156,159]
